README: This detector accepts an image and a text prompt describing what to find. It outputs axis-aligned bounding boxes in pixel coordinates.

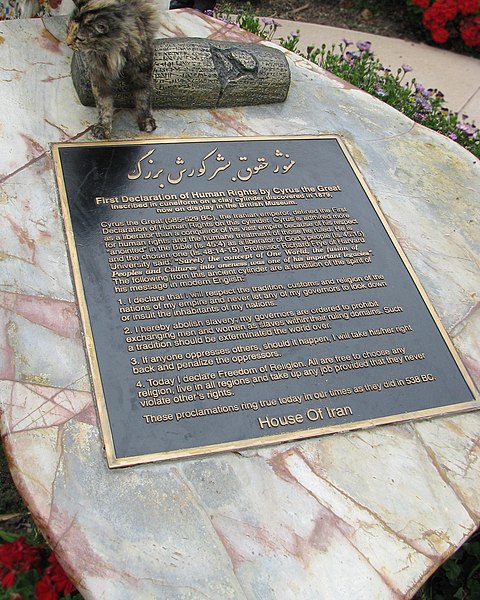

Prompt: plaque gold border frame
[52,134,480,468]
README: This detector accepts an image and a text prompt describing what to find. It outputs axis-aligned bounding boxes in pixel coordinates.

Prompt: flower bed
[408,0,480,50]
[0,532,79,600]
[307,38,479,156]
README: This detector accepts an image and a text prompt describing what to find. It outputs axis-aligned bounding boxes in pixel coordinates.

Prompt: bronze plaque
[53,135,479,468]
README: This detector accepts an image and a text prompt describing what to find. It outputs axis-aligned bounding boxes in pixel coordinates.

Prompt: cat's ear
[93,18,109,34]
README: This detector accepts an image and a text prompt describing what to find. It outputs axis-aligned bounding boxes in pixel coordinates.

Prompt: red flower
[47,553,77,596]
[0,538,42,591]
[52,572,76,595]
[414,0,479,47]
[431,24,451,40]
[458,0,479,15]
[423,8,446,30]
[411,0,430,7]
[35,575,58,600]
[1,569,15,589]
[460,15,480,45]
[439,0,459,19]
[0,539,76,599]
[423,0,458,26]
[0,538,41,571]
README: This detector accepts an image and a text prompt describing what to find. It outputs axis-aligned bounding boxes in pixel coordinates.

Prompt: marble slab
[1,9,479,600]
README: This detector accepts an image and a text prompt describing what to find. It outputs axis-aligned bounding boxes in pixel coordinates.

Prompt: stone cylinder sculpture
[71,37,291,109]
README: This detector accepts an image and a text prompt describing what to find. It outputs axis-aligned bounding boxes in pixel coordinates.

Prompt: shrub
[407,0,480,50]
[307,39,479,157]
[0,531,80,600]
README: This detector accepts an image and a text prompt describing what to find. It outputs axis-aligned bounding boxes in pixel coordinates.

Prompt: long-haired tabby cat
[66,0,160,139]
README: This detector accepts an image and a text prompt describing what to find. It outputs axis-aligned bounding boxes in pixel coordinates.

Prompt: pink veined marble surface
[1,9,479,600]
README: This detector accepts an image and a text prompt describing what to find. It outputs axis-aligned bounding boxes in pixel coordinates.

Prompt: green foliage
[305,39,479,157]
[0,530,19,544]
[278,29,301,52]
[414,529,480,599]
[212,3,279,40]
[1,568,41,600]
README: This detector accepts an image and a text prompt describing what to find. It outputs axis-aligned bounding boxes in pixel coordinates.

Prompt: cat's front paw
[92,123,112,139]
[139,116,157,133]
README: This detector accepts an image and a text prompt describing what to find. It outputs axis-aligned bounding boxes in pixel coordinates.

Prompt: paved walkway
[272,18,480,124]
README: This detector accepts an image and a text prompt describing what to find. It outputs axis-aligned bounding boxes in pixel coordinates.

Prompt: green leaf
[0,529,21,542]
[467,579,480,595]
[444,558,462,584]
[453,587,465,600]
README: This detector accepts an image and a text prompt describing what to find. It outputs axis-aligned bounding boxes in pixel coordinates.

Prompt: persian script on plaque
[53,135,479,467]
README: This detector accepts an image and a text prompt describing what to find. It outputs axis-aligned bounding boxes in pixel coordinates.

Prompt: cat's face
[66,0,122,51]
